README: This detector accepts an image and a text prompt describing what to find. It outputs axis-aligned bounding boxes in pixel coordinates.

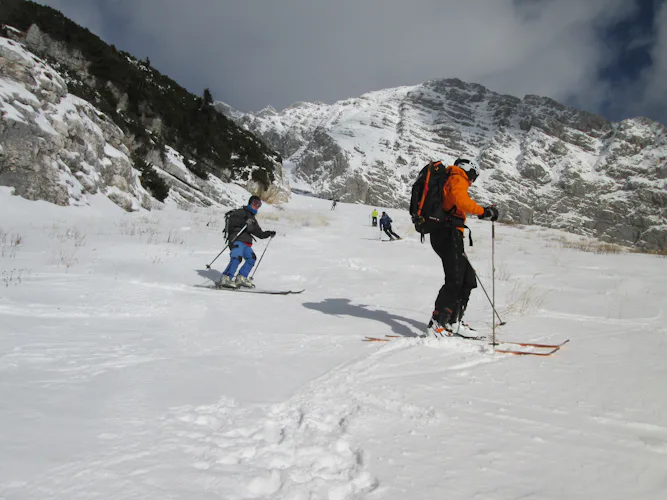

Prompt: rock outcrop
[1,31,290,210]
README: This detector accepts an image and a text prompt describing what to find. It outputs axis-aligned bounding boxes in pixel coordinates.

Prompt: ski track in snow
[97,338,493,500]
[2,191,667,499]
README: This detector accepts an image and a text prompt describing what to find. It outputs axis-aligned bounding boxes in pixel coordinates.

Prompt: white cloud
[33,0,663,123]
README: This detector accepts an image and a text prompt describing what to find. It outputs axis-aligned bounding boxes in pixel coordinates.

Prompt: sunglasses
[250,199,262,208]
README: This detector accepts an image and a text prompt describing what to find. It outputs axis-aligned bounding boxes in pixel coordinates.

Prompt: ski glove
[266,231,277,238]
[479,206,499,221]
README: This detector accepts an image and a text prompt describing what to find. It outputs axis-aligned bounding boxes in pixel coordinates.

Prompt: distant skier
[218,195,276,289]
[425,158,498,337]
[331,199,338,210]
[379,212,401,240]
[371,209,378,227]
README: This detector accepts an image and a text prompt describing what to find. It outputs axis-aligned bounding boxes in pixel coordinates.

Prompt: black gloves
[479,206,499,221]
[266,231,277,238]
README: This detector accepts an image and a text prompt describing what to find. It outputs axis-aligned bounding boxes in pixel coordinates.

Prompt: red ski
[494,339,570,349]
[495,347,561,356]
[362,335,570,356]
[492,339,569,356]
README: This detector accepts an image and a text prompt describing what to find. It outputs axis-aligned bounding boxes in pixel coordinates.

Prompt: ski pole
[205,224,247,269]
[462,253,506,326]
[250,234,274,279]
[492,221,497,350]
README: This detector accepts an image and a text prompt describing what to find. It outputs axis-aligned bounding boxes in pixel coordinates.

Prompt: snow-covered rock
[0,31,289,211]
[0,36,151,209]
[220,79,667,250]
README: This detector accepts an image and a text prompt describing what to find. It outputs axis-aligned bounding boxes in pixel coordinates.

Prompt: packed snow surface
[1,187,666,499]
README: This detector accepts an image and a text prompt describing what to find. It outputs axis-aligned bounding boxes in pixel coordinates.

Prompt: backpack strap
[416,162,433,218]
[416,160,445,217]
[465,225,473,247]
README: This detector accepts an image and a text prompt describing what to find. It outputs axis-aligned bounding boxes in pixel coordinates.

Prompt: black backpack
[222,207,245,241]
[409,161,455,236]
[222,209,233,240]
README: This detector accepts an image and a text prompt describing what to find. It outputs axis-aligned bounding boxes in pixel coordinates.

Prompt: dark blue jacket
[380,214,392,230]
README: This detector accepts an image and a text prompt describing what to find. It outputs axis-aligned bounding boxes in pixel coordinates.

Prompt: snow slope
[1,188,666,499]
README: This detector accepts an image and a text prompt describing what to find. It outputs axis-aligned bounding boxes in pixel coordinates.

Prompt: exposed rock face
[0,36,149,209]
[252,162,290,204]
[0,31,290,210]
[220,78,667,250]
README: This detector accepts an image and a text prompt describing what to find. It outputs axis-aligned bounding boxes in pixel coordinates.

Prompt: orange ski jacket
[443,165,484,233]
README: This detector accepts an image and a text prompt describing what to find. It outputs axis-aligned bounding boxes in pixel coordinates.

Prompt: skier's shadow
[302,298,424,337]
[196,268,221,283]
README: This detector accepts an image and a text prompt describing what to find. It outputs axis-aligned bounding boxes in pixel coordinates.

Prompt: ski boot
[422,308,453,337]
[217,274,238,289]
[235,274,256,288]
[453,321,476,337]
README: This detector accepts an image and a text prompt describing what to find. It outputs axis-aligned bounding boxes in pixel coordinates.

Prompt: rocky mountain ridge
[1,0,290,211]
[0,29,289,211]
[218,79,667,249]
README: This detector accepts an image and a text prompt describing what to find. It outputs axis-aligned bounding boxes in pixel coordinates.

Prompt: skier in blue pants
[223,242,257,281]
[218,195,276,289]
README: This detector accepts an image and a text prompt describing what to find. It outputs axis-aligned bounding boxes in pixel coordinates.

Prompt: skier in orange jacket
[426,158,498,337]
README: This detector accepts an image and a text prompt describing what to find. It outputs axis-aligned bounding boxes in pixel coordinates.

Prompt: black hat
[248,195,262,205]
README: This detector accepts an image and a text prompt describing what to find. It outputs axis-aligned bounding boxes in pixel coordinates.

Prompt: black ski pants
[383,226,400,239]
[430,227,477,323]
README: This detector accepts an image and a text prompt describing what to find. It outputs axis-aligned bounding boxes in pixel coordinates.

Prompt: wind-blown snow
[1,187,666,499]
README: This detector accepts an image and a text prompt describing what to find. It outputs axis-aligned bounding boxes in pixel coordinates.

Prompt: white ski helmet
[454,158,480,182]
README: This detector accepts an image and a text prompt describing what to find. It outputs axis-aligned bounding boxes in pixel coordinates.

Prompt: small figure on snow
[371,208,378,227]
[218,195,276,289]
[426,158,498,337]
[331,199,338,210]
[380,212,401,240]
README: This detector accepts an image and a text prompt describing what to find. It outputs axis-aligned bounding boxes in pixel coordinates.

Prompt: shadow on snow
[302,298,424,337]
[196,268,221,283]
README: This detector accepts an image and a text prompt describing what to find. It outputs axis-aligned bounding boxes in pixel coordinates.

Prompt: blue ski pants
[223,242,256,278]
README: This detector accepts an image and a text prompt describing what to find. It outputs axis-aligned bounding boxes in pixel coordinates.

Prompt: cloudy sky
[34,0,667,124]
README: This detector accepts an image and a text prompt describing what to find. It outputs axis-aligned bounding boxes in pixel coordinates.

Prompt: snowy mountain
[219,79,667,250]
[0,24,289,211]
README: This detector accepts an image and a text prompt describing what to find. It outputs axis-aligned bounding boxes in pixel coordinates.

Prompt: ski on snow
[362,333,570,357]
[496,339,570,349]
[494,339,570,356]
[362,333,484,342]
[194,284,304,295]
